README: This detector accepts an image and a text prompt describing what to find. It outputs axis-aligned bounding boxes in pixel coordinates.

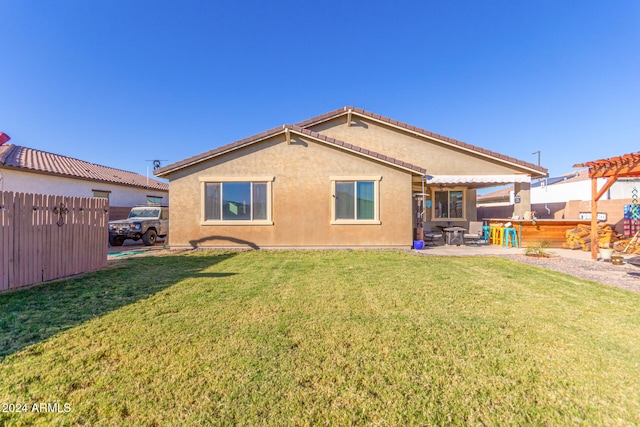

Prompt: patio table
[443,227,466,246]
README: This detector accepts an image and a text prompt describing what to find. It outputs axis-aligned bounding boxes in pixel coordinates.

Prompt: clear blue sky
[1,1,638,182]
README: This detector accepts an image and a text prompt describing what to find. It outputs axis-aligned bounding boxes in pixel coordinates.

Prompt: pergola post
[590,178,598,260]
[589,177,618,259]
[575,151,640,260]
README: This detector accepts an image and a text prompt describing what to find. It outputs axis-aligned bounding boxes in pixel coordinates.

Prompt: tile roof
[155,125,285,177]
[296,106,548,177]
[477,186,513,201]
[289,125,426,174]
[155,124,427,177]
[0,144,168,191]
[549,169,589,184]
[574,151,640,178]
[155,106,549,179]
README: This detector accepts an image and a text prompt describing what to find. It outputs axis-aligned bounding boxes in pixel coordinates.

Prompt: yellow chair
[489,223,504,246]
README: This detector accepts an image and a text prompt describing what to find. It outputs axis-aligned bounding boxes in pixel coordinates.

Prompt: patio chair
[422,222,443,246]
[463,221,485,245]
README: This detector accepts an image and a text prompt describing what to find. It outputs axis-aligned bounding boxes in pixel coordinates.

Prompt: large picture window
[331,176,381,224]
[433,189,464,219]
[201,177,273,225]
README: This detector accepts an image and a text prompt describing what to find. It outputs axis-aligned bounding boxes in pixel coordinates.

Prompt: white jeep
[108,206,169,246]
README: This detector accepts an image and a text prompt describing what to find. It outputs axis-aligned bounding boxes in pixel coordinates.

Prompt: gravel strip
[501,254,640,293]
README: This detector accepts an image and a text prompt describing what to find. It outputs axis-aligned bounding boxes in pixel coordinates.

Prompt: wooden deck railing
[0,192,108,291]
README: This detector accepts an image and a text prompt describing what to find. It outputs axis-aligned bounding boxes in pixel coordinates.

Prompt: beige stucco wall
[513,182,531,219]
[166,133,414,248]
[310,116,534,225]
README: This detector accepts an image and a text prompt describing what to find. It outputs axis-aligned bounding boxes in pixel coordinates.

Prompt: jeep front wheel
[109,236,125,246]
[142,229,157,246]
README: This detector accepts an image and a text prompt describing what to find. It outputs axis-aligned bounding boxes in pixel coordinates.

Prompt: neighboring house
[477,169,639,234]
[0,141,168,220]
[155,106,547,249]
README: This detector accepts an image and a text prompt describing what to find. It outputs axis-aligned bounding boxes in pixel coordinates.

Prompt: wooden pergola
[574,151,640,260]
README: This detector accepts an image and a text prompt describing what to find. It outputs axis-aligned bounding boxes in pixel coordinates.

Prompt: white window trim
[431,187,466,221]
[199,176,274,226]
[330,176,382,225]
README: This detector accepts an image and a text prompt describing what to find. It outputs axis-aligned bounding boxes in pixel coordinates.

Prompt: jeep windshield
[127,208,161,219]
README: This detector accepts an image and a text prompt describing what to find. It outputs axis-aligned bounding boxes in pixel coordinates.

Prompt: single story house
[155,107,547,249]
[0,139,168,220]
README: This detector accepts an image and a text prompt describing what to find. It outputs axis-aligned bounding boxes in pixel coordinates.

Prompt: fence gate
[0,192,108,291]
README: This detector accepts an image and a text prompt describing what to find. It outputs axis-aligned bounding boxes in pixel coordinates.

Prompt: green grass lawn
[1,250,639,426]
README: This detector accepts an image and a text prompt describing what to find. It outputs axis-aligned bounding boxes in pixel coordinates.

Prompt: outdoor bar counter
[484,219,592,248]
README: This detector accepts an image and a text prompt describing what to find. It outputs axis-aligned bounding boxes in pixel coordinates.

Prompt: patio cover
[425,174,531,184]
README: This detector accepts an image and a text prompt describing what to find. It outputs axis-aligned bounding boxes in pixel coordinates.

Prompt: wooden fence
[0,192,108,291]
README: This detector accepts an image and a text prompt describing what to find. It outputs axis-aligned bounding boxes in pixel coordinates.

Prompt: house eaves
[0,144,168,191]
[154,125,426,178]
[296,106,548,179]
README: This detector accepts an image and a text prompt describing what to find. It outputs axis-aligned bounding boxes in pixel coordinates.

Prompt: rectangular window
[205,183,221,220]
[93,190,110,200]
[335,182,355,219]
[222,182,251,220]
[357,181,375,220]
[147,196,163,206]
[331,177,380,224]
[252,183,267,220]
[433,190,464,219]
[202,178,272,224]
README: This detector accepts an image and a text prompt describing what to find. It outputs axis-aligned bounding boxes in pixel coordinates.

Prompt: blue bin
[413,240,424,250]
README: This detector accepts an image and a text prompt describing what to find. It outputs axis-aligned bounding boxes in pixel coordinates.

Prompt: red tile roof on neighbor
[297,106,548,177]
[557,169,589,184]
[477,185,513,201]
[155,124,427,177]
[0,144,168,191]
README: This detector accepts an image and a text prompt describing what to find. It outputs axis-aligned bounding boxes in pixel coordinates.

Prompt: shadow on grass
[189,235,260,249]
[0,251,236,360]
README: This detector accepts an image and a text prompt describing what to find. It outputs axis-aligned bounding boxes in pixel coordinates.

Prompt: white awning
[425,174,531,184]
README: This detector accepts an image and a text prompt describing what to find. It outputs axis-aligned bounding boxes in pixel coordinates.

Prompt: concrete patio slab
[412,243,604,262]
